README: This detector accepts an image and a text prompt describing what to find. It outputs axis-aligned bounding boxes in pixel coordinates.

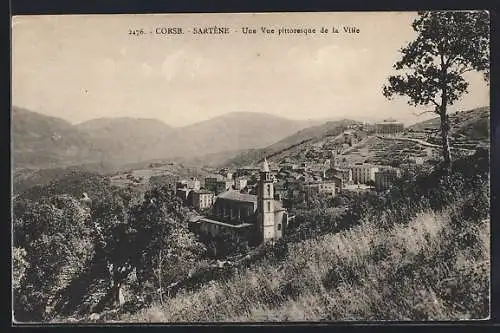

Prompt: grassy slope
[409,107,489,139]
[121,201,489,322]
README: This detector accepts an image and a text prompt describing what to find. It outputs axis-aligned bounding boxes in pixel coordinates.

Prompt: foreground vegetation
[125,209,488,321]
[12,148,489,322]
[123,150,489,322]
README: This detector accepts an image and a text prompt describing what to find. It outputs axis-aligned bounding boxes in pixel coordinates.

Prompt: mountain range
[12,105,489,172]
[12,106,329,170]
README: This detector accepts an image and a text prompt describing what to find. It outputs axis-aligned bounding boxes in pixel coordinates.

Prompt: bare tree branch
[412,109,436,116]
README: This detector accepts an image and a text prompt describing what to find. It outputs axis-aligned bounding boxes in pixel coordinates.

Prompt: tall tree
[383,11,489,173]
[128,185,206,301]
[13,195,94,322]
[91,190,135,309]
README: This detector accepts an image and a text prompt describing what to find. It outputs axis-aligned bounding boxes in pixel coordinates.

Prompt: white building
[234,177,248,190]
[351,164,379,184]
[375,120,404,135]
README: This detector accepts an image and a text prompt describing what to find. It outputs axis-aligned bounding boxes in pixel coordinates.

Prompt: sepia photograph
[11,11,490,323]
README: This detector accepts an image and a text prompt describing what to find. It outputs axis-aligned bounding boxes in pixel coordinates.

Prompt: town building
[324,151,353,184]
[204,175,233,195]
[176,178,201,191]
[190,158,290,245]
[213,190,257,223]
[375,168,402,191]
[351,164,380,184]
[274,181,288,201]
[236,166,261,177]
[280,162,298,171]
[343,183,373,193]
[234,177,248,190]
[191,189,215,211]
[255,159,288,243]
[324,167,352,184]
[204,175,222,191]
[175,178,201,203]
[331,176,343,194]
[304,180,336,196]
[191,217,253,239]
[219,168,233,180]
[176,188,190,202]
[375,120,404,135]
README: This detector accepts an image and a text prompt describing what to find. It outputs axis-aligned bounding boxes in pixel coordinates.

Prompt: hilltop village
[175,120,428,245]
[103,113,480,248]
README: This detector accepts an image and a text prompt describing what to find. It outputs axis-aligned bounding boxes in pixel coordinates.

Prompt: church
[188,158,290,245]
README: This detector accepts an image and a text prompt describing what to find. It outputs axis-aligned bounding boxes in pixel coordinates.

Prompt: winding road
[375,135,476,153]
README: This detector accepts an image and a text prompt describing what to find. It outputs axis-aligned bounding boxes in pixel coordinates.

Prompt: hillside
[12,107,102,168]
[123,210,489,322]
[409,106,490,140]
[168,112,322,158]
[14,169,117,202]
[224,119,361,167]
[224,106,489,169]
[80,151,490,322]
[12,108,322,171]
[75,117,175,164]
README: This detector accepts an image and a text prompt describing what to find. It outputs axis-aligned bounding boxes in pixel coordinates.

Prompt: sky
[12,12,490,127]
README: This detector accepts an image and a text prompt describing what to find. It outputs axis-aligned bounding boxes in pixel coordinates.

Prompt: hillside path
[376,135,476,152]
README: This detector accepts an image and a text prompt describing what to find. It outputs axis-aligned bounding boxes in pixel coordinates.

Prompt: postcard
[11,11,490,323]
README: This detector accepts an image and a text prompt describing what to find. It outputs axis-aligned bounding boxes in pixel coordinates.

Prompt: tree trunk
[112,282,125,307]
[439,56,452,176]
[108,263,130,308]
[157,250,164,305]
[439,108,452,174]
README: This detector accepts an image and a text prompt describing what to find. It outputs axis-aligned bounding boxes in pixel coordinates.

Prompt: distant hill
[166,112,323,158]
[224,106,490,169]
[12,107,102,169]
[409,106,490,141]
[12,107,325,172]
[224,119,361,167]
[266,119,361,152]
[75,117,175,164]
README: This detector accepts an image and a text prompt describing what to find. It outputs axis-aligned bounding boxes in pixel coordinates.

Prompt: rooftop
[193,189,215,195]
[205,174,225,181]
[376,119,404,125]
[190,216,253,229]
[217,190,257,203]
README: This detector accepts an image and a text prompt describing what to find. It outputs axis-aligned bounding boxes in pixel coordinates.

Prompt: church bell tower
[258,158,276,243]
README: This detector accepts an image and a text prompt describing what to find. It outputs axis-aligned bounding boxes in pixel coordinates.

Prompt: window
[267,201,271,212]
[267,184,271,196]
[277,224,282,231]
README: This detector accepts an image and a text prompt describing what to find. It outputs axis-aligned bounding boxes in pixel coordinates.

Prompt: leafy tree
[13,195,94,322]
[127,185,206,302]
[205,228,250,259]
[90,190,135,309]
[12,247,29,291]
[383,11,489,173]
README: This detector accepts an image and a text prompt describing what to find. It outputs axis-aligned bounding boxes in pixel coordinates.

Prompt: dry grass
[119,205,489,322]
